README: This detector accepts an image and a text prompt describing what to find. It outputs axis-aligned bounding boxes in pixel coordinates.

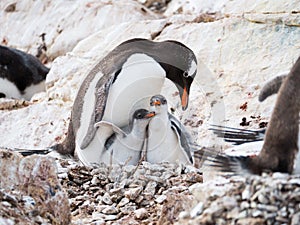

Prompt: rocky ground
[2,151,300,224]
[1,0,300,224]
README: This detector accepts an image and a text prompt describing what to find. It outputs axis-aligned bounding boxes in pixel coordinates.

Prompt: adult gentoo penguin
[0,45,49,100]
[202,56,300,175]
[147,95,193,164]
[93,109,155,165]
[54,38,197,165]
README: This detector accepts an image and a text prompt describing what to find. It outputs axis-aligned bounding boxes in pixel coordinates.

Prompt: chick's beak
[152,100,161,106]
[145,112,156,118]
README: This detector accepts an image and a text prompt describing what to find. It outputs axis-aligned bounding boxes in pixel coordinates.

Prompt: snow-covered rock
[0,0,158,59]
[0,0,299,153]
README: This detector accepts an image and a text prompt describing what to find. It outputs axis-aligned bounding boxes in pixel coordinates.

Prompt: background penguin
[258,74,287,102]
[0,45,49,100]
[201,56,300,175]
[147,95,194,164]
[209,71,298,146]
[91,109,155,166]
[53,38,197,166]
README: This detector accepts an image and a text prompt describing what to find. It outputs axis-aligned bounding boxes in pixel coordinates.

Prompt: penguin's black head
[153,40,197,111]
[133,109,156,120]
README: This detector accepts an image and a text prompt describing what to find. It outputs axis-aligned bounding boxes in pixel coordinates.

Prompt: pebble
[104,215,118,221]
[134,208,148,219]
[291,212,300,225]
[190,202,203,218]
[102,205,119,215]
[258,193,269,204]
[289,178,300,185]
[22,196,36,209]
[221,196,237,210]
[92,212,105,220]
[125,186,143,200]
[240,201,250,209]
[101,192,113,205]
[92,219,105,225]
[252,210,264,217]
[118,197,130,207]
[178,211,190,219]
[155,195,167,204]
[242,186,251,200]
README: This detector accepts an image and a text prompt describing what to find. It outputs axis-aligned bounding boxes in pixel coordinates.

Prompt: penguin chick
[147,95,193,164]
[92,109,155,165]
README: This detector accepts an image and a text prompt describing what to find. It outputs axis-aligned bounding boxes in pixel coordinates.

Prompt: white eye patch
[187,60,197,77]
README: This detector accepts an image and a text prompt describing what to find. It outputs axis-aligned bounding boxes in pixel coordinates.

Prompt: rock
[190,202,204,218]
[155,195,167,204]
[221,196,237,210]
[241,186,251,200]
[0,0,299,155]
[178,211,190,219]
[240,201,250,210]
[257,193,269,204]
[125,186,143,200]
[291,212,300,225]
[101,192,113,205]
[252,210,263,217]
[0,149,71,224]
[102,205,119,215]
[237,218,266,225]
[104,215,118,221]
[134,208,148,219]
[118,197,130,207]
[92,212,105,221]
[0,0,158,58]
[0,218,14,225]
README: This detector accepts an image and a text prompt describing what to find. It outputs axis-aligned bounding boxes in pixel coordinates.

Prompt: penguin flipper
[80,75,112,149]
[258,74,287,102]
[94,121,127,152]
[169,113,194,164]
[94,121,127,138]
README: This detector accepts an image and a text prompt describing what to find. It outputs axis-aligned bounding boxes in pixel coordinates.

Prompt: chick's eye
[183,71,189,78]
[137,113,142,118]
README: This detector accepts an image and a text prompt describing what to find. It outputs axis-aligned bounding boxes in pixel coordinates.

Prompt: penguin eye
[137,113,142,119]
[183,71,189,78]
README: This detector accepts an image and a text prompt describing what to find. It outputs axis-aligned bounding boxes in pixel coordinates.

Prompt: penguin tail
[193,147,258,175]
[51,120,75,156]
[0,147,51,156]
[209,124,265,145]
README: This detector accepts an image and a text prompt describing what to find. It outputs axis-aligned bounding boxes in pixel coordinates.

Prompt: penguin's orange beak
[181,86,188,110]
[152,100,161,106]
[145,112,156,118]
